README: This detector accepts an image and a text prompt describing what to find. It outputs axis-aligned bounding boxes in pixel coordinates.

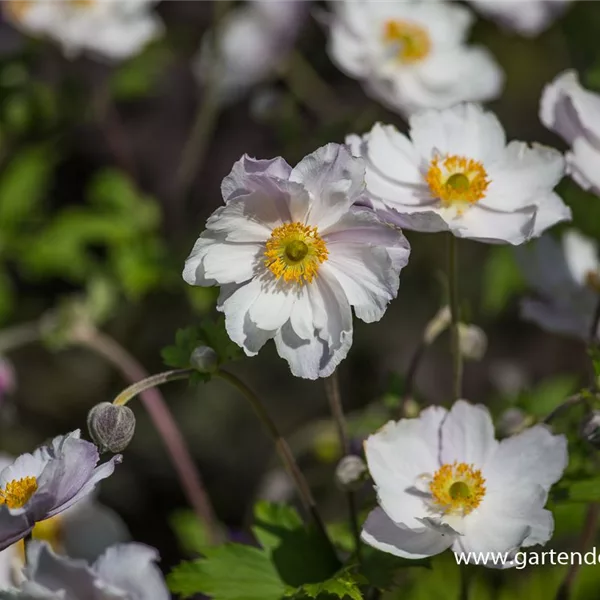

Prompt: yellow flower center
[4,0,94,21]
[17,515,64,561]
[429,462,486,516]
[0,476,38,509]
[265,222,328,285]
[586,271,600,293]
[383,20,431,64]
[426,155,490,207]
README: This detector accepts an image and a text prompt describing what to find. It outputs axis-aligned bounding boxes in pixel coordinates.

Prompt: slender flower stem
[0,322,41,354]
[172,0,231,210]
[400,341,426,417]
[215,369,335,553]
[544,394,585,425]
[448,235,463,400]
[324,371,362,562]
[76,331,220,544]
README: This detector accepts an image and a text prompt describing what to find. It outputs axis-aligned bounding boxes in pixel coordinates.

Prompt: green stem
[324,371,362,563]
[0,321,41,354]
[448,235,463,400]
[215,369,335,554]
[112,368,194,406]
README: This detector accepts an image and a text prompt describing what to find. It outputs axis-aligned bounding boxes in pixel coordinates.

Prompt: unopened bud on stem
[190,346,218,374]
[335,455,368,492]
[581,411,600,449]
[87,402,136,453]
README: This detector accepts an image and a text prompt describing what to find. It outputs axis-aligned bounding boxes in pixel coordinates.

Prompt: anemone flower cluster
[362,400,567,563]
[327,0,504,116]
[3,0,163,60]
[0,431,121,552]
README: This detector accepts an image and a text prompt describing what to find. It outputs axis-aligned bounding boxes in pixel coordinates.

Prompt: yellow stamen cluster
[383,20,431,64]
[18,515,64,561]
[0,476,38,509]
[264,222,328,285]
[426,155,490,207]
[429,462,486,516]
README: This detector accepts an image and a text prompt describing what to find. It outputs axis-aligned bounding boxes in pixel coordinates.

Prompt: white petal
[530,192,572,238]
[483,425,567,492]
[482,143,565,212]
[362,507,455,560]
[562,229,600,287]
[182,233,261,286]
[290,144,366,230]
[289,286,314,341]
[221,155,293,202]
[247,283,297,332]
[567,137,600,196]
[218,280,276,356]
[520,298,591,341]
[409,103,506,164]
[440,400,498,465]
[364,407,446,528]
[328,22,367,79]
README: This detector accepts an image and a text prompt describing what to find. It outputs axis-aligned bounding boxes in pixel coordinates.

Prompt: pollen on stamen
[0,476,38,509]
[383,19,431,64]
[429,462,485,515]
[426,155,490,207]
[264,222,328,285]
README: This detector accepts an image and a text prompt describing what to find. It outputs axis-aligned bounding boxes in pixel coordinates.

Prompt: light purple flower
[517,229,600,340]
[0,431,121,551]
[0,359,15,408]
[540,69,600,196]
[4,541,168,599]
[183,143,410,379]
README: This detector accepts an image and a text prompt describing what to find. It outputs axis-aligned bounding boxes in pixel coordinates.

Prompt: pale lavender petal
[0,507,32,552]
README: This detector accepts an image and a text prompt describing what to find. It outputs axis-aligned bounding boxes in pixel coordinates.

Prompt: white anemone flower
[183,143,411,380]
[348,103,571,244]
[518,229,600,341]
[362,400,568,564]
[540,70,600,196]
[4,0,163,61]
[0,431,121,552]
[328,0,504,116]
[468,0,575,38]
[194,0,309,105]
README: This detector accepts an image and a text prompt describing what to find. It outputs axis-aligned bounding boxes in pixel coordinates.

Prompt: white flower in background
[468,0,574,37]
[194,0,309,105]
[0,431,121,551]
[518,229,600,341]
[348,103,571,244]
[540,70,600,196]
[183,144,410,380]
[458,323,487,361]
[5,541,169,599]
[328,0,503,116]
[362,400,567,563]
[4,0,163,61]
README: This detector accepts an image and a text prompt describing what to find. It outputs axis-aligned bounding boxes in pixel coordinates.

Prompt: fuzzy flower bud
[335,455,368,492]
[190,346,219,374]
[87,402,136,453]
[581,411,600,449]
[458,323,488,361]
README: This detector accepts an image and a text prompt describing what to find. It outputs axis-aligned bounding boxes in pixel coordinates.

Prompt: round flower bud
[87,402,136,454]
[190,346,218,374]
[335,455,368,492]
[458,323,488,361]
[581,411,600,449]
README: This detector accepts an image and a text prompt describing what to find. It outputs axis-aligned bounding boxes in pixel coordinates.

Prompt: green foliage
[481,246,525,315]
[169,509,214,556]
[161,319,242,380]
[516,375,580,417]
[168,502,344,600]
[552,477,600,503]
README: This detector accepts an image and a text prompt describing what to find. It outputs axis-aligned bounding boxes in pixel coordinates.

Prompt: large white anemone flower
[540,70,600,196]
[363,400,568,564]
[518,229,600,341]
[468,0,574,38]
[183,144,410,380]
[348,103,571,244]
[328,0,504,116]
[4,0,163,61]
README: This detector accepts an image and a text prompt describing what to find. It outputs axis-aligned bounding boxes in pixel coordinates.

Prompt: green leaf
[553,477,600,503]
[288,569,364,600]
[0,146,54,233]
[360,545,430,591]
[168,545,286,600]
[481,246,525,315]
[169,509,213,555]
[518,375,579,417]
[161,319,242,373]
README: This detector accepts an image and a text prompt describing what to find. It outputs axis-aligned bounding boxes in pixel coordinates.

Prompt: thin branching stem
[448,234,463,400]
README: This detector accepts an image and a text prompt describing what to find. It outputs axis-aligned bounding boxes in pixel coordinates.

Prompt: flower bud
[190,346,218,374]
[87,402,136,453]
[335,455,368,492]
[581,411,600,449]
[423,306,451,345]
[458,323,488,361]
